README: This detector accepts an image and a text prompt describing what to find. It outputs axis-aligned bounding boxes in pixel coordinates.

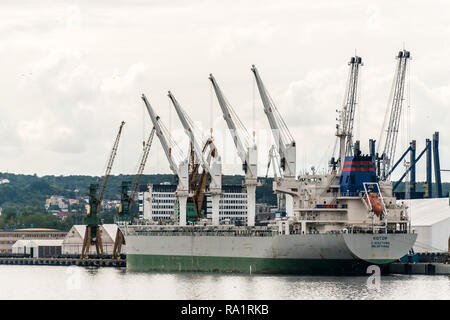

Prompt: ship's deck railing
[339,191,363,197]
[128,228,278,237]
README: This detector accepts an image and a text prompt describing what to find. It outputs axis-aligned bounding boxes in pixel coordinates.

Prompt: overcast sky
[0,0,448,181]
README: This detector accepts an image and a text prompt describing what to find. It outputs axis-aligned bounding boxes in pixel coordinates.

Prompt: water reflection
[0,266,448,300]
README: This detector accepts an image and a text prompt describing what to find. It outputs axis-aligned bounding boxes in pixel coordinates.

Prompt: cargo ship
[122,57,418,275]
[122,154,417,274]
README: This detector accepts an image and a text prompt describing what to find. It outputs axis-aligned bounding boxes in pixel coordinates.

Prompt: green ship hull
[127,254,385,275]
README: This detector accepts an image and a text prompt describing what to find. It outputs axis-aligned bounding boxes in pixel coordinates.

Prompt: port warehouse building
[62,224,123,255]
[410,197,450,253]
[0,228,66,254]
[140,183,248,223]
[0,225,122,257]
[12,239,63,258]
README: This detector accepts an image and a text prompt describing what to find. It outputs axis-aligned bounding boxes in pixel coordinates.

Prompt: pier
[387,262,450,275]
[0,256,126,268]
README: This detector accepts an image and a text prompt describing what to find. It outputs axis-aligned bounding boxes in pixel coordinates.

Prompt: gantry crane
[141,94,190,226]
[209,74,257,226]
[251,65,296,218]
[336,56,363,170]
[112,127,156,259]
[168,91,222,225]
[378,49,411,180]
[81,121,125,259]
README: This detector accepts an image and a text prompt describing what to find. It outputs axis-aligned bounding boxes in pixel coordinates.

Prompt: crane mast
[378,50,411,180]
[113,127,156,259]
[129,127,156,209]
[141,93,189,226]
[168,91,222,226]
[96,121,125,212]
[251,65,296,218]
[82,121,125,259]
[209,74,258,226]
[336,56,363,170]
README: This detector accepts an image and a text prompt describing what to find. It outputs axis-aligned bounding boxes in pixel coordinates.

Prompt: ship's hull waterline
[124,232,417,275]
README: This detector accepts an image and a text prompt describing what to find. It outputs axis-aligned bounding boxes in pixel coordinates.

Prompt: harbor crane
[336,56,363,170]
[112,127,156,259]
[209,74,257,226]
[377,49,411,180]
[251,65,296,218]
[141,93,190,226]
[81,121,125,258]
[168,91,222,226]
[266,145,282,180]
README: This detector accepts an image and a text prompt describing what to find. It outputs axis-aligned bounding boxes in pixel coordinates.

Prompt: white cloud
[0,0,447,181]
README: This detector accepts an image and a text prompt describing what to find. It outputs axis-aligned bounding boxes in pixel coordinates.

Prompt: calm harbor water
[0,265,448,300]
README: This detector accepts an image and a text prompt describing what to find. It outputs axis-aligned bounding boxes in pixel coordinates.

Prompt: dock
[0,257,126,267]
[387,262,450,275]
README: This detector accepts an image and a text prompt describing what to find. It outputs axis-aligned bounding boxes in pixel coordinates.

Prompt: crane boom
[96,121,125,212]
[141,94,181,179]
[129,127,156,210]
[168,90,222,226]
[83,120,125,259]
[251,65,296,178]
[113,127,155,259]
[141,93,189,226]
[167,91,219,186]
[378,50,411,180]
[336,56,363,169]
[209,74,257,179]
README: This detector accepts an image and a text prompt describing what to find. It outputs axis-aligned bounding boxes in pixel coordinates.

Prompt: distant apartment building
[139,183,248,223]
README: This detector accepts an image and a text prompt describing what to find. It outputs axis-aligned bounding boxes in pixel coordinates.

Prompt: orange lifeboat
[368,192,383,217]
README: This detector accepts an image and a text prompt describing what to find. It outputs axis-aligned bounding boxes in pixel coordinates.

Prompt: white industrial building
[409,197,450,253]
[139,183,248,223]
[62,224,124,255]
[12,239,63,258]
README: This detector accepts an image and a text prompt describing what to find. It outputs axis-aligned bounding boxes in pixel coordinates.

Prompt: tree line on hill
[0,173,277,231]
[0,171,447,231]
